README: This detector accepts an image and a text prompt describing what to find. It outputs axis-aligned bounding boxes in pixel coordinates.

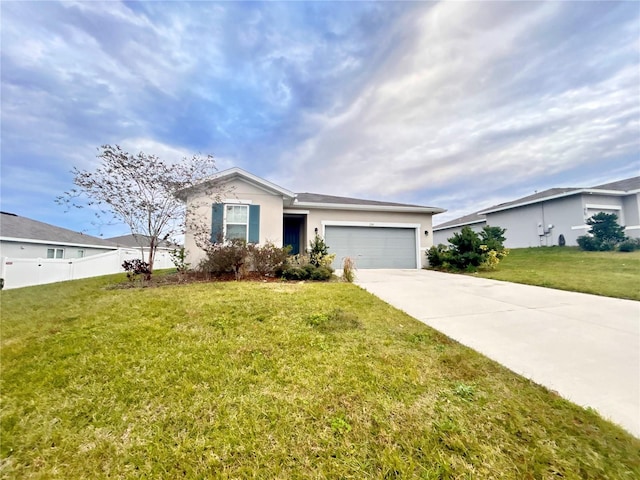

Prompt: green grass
[2,275,639,478]
[476,247,640,300]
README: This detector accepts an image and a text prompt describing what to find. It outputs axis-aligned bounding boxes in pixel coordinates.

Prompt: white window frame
[47,248,64,259]
[224,204,249,242]
[77,249,85,258]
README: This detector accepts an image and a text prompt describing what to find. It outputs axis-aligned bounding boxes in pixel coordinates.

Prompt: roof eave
[0,236,119,249]
[479,187,636,215]
[290,201,445,214]
[433,218,487,231]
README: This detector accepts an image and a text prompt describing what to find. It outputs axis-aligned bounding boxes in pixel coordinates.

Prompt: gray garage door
[325,226,417,269]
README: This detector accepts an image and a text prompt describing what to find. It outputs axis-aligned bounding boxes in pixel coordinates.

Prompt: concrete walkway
[355,269,640,437]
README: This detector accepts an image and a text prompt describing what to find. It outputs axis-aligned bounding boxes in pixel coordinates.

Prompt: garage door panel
[325,226,416,269]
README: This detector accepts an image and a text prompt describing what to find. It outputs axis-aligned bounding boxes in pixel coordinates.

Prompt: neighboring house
[108,234,179,253]
[0,211,118,259]
[434,176,640,248]
[178,168,445,269]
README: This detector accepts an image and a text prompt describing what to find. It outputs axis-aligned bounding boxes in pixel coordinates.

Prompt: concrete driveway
[355,269,640,437]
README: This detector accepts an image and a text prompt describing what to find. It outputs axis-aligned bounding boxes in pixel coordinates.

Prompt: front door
[283,216,304,255]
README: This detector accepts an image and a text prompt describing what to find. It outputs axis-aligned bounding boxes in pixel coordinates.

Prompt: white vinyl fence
[1,249,175,290]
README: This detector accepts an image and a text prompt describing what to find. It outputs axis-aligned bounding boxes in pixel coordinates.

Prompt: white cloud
[276,1,638,209]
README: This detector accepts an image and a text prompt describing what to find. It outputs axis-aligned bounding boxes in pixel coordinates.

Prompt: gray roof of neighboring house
[478,187,579,214]
[435,176,640,227]
[0,212,118,248]
[433,211,487,230]
[107,234,179,249]
[294,192,432,209]
[591,176,640,192]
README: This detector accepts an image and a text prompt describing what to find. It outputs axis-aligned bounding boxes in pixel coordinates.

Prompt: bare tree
[58,144,220,276]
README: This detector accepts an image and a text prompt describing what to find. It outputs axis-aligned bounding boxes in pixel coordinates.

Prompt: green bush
[169,247,190,274]
[310,266,333,281]
[577,235,604,252]
[281,263,333,281]
[281,266,308,280]
[309,234,330,267]
[303,263,317,277]
[618,238,640,252]
[427,226,508,272]
[249,243,291,276]
[577,213,627,252]
[426,244,448,268]
[198,239,249,279]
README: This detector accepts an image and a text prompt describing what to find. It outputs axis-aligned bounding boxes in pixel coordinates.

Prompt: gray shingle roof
[590,176,640,192]
[434,211,487,230]
[437,175,639,223]
[480,187,579,213]
[294,192,434,209]
[108,234,179,249]
[0,212,118,247]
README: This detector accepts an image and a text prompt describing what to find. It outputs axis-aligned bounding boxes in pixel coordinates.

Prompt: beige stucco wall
[184,178,284,266]
[297,208,435,267]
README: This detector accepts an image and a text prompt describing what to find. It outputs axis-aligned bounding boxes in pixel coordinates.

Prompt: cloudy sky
[1,1,638,237]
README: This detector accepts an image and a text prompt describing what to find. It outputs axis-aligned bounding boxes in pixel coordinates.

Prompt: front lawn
[476,247,640,300]
[1,275,639,478]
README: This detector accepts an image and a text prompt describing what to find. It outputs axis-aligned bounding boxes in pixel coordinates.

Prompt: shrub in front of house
[198,239,249,279]
[577,212,627,252]
[281,264,333,281]
[618,238,640,252]
[196,240,333,281]
[248,242,291,276]
[427,226,508,273]
[122,259,152,281]
[279,235,335,281]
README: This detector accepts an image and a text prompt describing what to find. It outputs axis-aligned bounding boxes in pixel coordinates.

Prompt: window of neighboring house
[47,248,64,259]
[77,249,85,258]
[225,204,249,241]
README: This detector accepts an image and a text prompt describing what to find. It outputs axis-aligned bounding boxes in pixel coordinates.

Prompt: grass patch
[476,247,640,300]
[1,275,639,478]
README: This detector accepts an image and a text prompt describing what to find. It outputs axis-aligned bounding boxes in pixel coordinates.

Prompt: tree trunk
[146,238,155,281]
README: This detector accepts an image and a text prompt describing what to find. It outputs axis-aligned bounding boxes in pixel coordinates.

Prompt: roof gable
[178,167,295,200]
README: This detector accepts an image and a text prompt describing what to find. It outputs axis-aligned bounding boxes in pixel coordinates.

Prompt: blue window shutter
[211,204,224,243]
[248,205,260,243]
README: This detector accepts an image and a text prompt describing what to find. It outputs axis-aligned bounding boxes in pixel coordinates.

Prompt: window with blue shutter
[211,203,260,243]
[211,204,224,243]
[248,205,260,243]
